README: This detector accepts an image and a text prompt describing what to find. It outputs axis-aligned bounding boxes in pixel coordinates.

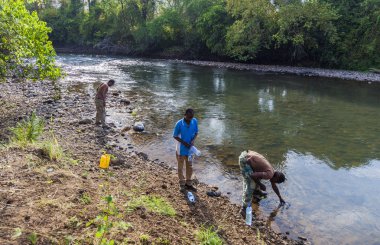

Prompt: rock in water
[133,122,144,132]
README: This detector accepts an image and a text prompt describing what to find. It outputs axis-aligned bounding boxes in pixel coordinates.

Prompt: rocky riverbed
[174,60,380,82]
[0,79,307,244]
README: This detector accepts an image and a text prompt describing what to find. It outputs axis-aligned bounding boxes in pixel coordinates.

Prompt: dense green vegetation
[31,0,380,70]
[0,0,61,80]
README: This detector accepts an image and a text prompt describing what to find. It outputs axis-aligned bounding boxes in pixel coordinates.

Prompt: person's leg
[95,99,102,124]
[241,177,256,218]
[177,153,185,188]
[100,102,106,126]
[184,156,193,186]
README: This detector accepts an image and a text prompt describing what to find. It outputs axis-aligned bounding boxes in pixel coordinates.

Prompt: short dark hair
[185,108,194,115]
[108,79,115,85]
[274,171,286,183]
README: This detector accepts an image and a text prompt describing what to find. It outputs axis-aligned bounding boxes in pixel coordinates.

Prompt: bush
[196,226,223,245]
[10,112,44,146]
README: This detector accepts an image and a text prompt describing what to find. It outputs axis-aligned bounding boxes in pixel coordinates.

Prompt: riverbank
[55,48,380,82]
[0,79,304,244]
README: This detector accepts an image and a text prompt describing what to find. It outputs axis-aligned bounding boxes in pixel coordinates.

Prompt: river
[57,54,380,245]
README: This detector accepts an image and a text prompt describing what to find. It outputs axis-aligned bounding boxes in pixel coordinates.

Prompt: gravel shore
[174,60,380,82]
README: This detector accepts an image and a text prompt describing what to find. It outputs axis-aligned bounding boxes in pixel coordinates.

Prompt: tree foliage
[273,1,339,66]
[34,0,380,70]
[0,0,60,80]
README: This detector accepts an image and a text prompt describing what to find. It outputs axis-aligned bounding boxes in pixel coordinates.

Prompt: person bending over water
[239,150,286,217]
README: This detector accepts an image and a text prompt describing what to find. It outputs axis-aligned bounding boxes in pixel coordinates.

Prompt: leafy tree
[273,0,339,66]
[0,0,60,80]
[325,0,380,69]
[225,0,277,61]
[196,1,231,56]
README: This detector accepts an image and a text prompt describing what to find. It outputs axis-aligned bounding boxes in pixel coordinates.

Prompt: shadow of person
[182,190,218,228]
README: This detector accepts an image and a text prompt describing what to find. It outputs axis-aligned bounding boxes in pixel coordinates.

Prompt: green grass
[196,226,223,245]
[9,112,44,146]
[80,192,92,205]
[41,136,63,161]
[127,195,176,217]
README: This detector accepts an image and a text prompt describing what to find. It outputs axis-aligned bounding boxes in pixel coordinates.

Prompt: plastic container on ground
[99,154,111,169]
[187,191,195,203]
[245,204,252,226]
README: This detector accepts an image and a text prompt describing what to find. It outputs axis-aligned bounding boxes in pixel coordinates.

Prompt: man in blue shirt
[173,108,198,191]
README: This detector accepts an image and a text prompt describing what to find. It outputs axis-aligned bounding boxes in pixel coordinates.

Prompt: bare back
[247,151,274,179]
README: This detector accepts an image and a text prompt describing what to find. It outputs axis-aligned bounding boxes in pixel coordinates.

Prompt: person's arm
[102,86,108,106]
[190,133,198,146]
[271,181,285,205]
[173,122,191,148]
[174,136,191,148]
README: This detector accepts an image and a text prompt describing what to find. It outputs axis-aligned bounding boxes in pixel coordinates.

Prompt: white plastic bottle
[245,204,252,226]
[187,191,195,203]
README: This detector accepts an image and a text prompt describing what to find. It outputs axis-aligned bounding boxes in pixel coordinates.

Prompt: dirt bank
[0,79,307,244]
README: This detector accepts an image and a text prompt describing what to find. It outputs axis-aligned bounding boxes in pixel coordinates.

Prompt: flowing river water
[57,54,380,245]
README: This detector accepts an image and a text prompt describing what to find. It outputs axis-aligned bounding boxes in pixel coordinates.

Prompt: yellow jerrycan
[99,154,111,169]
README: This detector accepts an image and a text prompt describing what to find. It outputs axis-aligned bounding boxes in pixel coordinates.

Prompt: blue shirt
[173,118,198,156]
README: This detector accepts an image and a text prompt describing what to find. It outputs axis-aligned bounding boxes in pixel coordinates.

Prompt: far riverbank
[55,48,380,83]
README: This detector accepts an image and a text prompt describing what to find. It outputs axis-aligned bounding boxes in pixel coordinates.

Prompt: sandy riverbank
[0,79,306,244]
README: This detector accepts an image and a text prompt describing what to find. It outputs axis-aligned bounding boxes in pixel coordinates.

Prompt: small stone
[78,118,92,124]
[43,99,54,104]
[133,122,144,132]
[120,99,130,105]
[298,236,307,241]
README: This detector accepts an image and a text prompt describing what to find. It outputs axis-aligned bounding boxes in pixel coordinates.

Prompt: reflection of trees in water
[80,56,380,170]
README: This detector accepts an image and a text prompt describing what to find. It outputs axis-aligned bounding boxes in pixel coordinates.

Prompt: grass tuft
[41,136,63,161]
[196,226,223,245]
[127,195,176,217]
[9,112,44,147]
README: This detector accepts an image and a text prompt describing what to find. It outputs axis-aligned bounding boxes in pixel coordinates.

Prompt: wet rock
[137,152,148,160]
[112,92,120,96]
[120,99,131,105]
[298,236,307,241]
[43,99,54,104]
[133,122,144,132]
[78,118,92,124]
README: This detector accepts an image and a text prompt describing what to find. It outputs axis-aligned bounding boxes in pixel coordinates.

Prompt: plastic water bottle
[190,146,201,156]
[245,204,252,226]
[188,146,201,161]
[187,191,195,203]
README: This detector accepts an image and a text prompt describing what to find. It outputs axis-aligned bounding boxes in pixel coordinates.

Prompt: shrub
[10,112,44,146]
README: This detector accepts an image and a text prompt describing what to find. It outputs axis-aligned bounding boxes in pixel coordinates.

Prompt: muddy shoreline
[0,79,306,244]
[56,49,380,82]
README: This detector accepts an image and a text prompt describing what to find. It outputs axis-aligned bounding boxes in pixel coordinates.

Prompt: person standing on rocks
[95,79,115,128]
[239,150,286,217]
[173,108,198,192]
